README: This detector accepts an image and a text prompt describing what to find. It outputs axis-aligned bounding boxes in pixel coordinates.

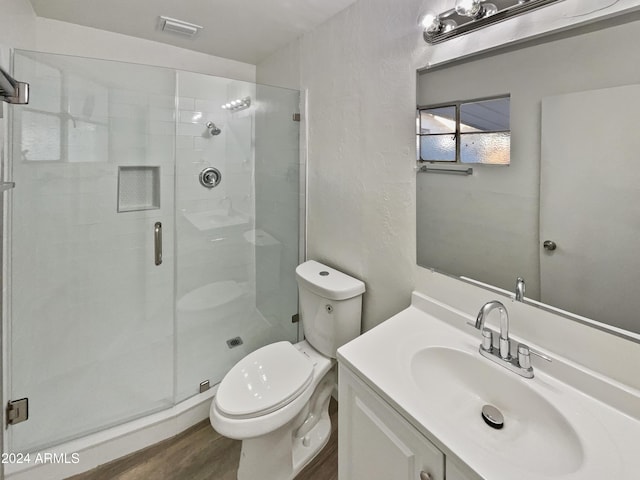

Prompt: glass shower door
[174,72,301,401]
[8,51,176,452]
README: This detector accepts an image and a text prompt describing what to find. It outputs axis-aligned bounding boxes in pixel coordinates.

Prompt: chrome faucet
[515,277,525,302]
[475,301,510,359]
[470,300,551,379]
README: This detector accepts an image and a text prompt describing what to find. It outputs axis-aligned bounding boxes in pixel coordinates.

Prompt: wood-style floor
[68,399,338,480]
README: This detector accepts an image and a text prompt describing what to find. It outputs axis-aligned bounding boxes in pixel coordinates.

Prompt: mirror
[416,14,640,337]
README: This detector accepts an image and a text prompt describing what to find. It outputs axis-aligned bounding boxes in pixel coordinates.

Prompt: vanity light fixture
[419,0,563,44]
[221,97,251,112]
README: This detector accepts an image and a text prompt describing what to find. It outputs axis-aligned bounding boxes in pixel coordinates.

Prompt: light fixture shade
[422,0,562,45]
[221,97,252,112]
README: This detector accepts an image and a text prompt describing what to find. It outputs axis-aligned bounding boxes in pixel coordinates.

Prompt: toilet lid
[216,341,314,418]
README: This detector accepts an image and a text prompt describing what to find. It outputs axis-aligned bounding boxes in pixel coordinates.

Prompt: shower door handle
[154,222,162,266]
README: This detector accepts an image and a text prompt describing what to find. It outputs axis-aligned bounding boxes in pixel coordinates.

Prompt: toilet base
[237,370,334,480]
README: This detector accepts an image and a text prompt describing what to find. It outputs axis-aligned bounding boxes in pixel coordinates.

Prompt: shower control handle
[154,222,162,266]
[199,167,222,189]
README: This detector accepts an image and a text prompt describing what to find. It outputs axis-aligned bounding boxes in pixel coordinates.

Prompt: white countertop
[337,292,640,480]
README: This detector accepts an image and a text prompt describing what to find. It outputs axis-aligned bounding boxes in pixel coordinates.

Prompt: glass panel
[8,50,301,452]
[174,73,300,402]
[460,97,510,133]
[420,134,456,162]
[10,51,176,452]
[254,83,300,341]
[419,106,456,134]
[460,132,510,164]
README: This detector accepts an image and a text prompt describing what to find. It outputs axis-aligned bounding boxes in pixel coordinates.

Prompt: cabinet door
[339,365,444,480]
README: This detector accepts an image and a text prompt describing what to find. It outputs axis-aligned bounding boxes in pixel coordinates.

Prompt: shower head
[206,121,221,136]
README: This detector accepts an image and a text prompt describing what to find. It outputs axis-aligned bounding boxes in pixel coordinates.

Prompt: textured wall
[0,0,36,50]
[256,40,301,90]
[299,0,421,332]
[256,0,640,333]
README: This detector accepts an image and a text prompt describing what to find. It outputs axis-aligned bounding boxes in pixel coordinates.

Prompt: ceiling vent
[159,16,203,37]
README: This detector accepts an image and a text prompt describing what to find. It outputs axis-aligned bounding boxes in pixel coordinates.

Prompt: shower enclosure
[4,50,301,454]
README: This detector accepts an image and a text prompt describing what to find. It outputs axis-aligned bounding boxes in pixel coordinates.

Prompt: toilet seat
[215,341,314,419]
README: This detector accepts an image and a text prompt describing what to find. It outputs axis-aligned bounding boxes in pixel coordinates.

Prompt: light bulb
[455,0,482,17]
[418,11,440,33]
[481,2,498,17]
[441,19,457,33]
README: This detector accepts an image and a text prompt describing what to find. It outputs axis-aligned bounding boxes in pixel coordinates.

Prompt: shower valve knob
[199,167,222,188]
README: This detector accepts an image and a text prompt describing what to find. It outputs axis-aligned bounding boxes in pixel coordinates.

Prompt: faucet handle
[517,344,532,369]
[466,321,494,351]
[518,344,551,370]
[481,328,493,351]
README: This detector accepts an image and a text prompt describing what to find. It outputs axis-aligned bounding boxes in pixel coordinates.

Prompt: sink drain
[481,404,504,430]
[226,336,243,348]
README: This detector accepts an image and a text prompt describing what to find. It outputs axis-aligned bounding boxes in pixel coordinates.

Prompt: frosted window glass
[420,134,456,162]
[460,132,510,164]
[21,111,61,161]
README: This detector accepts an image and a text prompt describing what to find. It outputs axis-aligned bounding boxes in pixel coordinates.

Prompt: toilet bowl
[211,341,334,479]
[209,260,365,480]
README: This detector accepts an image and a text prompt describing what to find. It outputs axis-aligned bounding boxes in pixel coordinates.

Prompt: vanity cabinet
[339,364,480,480]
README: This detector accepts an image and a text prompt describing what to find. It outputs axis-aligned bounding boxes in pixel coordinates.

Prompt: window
[417,96,510,165]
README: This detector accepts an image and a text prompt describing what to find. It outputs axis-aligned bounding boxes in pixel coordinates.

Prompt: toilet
[210,260,365,480]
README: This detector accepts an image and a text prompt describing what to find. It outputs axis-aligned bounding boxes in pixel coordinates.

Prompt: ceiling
[28,0,357,65]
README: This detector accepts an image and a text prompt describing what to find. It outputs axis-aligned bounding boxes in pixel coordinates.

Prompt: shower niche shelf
[118,166,160,212]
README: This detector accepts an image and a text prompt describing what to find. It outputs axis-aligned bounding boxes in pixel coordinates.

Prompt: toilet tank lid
[296,260,365,300]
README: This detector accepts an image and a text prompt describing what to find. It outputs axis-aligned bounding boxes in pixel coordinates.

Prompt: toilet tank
[295,261,365,358]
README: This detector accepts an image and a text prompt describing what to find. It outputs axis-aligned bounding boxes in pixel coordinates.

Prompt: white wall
[256,40,301,90]
[297,0,420,332]
[0,0,36,50]
[34,18,255,82]
[256,0,640,333]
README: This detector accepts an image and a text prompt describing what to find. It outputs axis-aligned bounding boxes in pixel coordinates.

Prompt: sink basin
[411,347,584,476]
[337,295,632,480]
